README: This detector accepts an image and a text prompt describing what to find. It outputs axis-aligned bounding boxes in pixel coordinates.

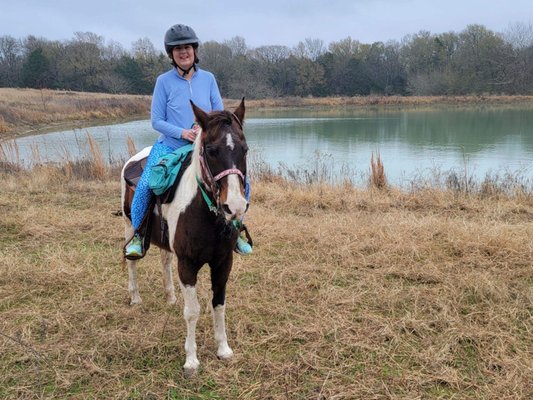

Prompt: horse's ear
[190,100,209,130]
[233,97,245,126]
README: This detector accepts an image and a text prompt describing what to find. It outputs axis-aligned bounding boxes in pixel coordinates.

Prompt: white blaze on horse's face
[226,133,235,151]
[219,132,247,220]
[224,172,247,220]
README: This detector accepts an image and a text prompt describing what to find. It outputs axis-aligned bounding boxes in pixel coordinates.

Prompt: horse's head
[191,98,249,221]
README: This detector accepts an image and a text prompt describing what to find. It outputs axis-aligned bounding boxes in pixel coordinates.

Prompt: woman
[125,24,251,257]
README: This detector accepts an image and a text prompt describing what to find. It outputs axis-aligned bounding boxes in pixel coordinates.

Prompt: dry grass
[0,88,151,140]
[370,151,387,189]
[1,161,532,399]
[226,95,533,110]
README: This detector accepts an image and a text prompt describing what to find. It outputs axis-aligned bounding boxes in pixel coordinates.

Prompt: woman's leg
[131,142,174,230]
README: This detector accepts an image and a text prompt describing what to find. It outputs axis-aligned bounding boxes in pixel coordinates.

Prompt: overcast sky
[2,0,531,50]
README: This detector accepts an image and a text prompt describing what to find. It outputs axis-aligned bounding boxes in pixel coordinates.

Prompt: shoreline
[2,88,533,140]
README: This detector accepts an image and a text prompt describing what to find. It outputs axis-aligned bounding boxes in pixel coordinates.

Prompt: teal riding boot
[236,235,252,255]
[125,234,143,258]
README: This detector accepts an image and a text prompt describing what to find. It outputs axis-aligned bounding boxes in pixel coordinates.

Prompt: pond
[6,105,533,186]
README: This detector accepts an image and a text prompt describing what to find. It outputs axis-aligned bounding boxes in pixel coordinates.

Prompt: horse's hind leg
[210,262,234,360]
[125,224,142,305]
[127,259,142,305]
[160,249,177,305]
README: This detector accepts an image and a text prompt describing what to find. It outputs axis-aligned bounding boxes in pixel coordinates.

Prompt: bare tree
[293,38,325,61]
[328,36,361,59]
[224,36,248,57]
[251,45,290,63]
[502,21,533,49]
[0,35,22,85]
[132,37,157,61]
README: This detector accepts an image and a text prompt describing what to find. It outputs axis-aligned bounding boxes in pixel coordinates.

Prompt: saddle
[123,151,193,258]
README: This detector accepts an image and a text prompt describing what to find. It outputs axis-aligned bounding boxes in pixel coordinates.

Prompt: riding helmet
[164,24,199,55]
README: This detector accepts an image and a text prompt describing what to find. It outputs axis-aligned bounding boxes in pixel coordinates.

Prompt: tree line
[1,23,532,98]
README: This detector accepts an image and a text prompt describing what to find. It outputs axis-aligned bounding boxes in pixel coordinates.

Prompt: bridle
[197,113,246,217]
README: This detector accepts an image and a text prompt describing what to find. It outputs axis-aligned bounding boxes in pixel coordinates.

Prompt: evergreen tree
[115,56,152,94]
[20,47,52,88]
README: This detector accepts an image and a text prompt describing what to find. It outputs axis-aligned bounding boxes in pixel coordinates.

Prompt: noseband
[197,113,246,216]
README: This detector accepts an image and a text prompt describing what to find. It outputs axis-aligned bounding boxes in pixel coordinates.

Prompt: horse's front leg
[210,259,234,360]
[160,249,177,305]
[178,260,201,377]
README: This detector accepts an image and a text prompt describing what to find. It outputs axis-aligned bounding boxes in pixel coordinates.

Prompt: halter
[196,113,246,217]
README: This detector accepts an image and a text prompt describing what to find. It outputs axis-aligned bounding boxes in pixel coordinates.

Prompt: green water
[9,105,533,186]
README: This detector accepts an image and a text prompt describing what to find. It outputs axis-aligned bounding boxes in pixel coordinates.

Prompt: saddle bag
[149,144,194,196]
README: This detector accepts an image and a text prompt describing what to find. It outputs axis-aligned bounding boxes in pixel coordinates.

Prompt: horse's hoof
[183,366,198,378]
[217,347,234,361]
[166,295,177,305]
[129,296,142,306]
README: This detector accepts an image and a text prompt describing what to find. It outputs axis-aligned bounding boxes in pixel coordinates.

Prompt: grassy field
[0,157,532,399]
[0,89,532,398]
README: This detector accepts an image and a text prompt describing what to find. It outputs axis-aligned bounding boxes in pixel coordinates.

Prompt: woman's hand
[182,124,200,142]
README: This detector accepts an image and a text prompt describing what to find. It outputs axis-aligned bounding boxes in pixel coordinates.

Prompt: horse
[120,99,249,376]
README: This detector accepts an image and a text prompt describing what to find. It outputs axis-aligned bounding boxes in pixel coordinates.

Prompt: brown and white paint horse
[120,99,249,376]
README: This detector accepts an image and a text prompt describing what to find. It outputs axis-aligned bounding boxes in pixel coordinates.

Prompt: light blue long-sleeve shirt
[151,67,224,149]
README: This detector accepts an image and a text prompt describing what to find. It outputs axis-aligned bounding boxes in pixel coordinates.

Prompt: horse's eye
[206,145,218,157]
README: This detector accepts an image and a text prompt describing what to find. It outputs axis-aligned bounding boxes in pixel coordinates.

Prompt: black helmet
[164,24,199,54]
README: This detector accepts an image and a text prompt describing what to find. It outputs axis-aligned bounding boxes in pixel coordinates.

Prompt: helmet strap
[177,63,196,77]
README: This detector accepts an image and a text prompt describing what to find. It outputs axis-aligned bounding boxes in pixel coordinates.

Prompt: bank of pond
[2,105,533,190]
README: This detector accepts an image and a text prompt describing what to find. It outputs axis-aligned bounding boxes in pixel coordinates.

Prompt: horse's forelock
[207,111,242,139]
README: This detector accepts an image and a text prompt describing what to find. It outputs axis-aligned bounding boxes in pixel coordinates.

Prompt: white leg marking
[212,304,234,360]
[161,249,177,305]
[127,259,142,305]
[180,283,200,374]
[123,222,142,305]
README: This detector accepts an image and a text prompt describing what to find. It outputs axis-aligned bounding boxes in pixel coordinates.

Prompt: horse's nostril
[222,204,232,215]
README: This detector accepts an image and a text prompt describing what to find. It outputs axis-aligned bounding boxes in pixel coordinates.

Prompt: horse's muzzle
[222,199,248,221]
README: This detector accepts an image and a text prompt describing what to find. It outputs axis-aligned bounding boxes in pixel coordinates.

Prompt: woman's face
[172,45,195,70]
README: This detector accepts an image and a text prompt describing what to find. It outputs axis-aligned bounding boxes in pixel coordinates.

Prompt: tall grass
[370,150,387,189]
[0,116,8,134]
[86,132,106,180]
